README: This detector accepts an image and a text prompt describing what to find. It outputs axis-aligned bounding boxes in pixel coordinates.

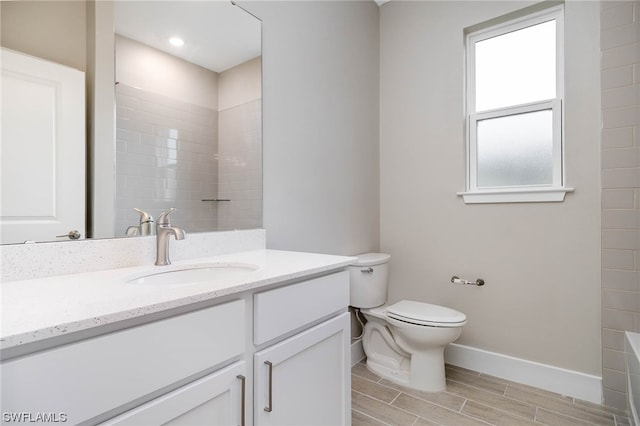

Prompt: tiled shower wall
[600,0,640,409]
[115,84,219,236]
[217,57,262,232]
[217,98,262,231]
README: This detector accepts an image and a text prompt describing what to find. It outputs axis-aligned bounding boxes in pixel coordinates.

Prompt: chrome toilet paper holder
[451,276,485,286]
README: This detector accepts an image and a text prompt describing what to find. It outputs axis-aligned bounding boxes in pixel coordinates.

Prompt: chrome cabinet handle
[56,230,81,240]
[361,267,373,274]
[236,374,246,426]
[264,361,273,412]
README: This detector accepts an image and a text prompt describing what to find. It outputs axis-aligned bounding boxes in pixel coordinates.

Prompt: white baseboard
[351,339,365,366]
[445,343,602,404]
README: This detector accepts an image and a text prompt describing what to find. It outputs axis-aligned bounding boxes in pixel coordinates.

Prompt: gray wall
[600,0,640,409]
[0,1,86,71]
[380,0,602,378]
[244,1,380,256]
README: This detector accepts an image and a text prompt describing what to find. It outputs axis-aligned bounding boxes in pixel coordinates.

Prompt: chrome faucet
[126,208,155,237]
[155,208,186,266]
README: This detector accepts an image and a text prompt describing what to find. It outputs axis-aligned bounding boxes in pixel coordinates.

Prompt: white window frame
[458,5,573,204]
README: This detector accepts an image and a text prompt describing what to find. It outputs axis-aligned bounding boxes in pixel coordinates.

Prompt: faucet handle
[133,208,154,224]
[157,208,177,226]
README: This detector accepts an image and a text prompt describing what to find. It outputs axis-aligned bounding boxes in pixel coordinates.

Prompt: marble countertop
[1,249,355,351]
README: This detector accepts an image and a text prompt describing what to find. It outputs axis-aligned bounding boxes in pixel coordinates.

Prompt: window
[459,5,572,204]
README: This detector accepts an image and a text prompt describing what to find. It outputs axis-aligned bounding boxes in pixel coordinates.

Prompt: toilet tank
[349,253,391,308]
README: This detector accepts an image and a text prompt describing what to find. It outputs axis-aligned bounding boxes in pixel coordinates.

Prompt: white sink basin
[126,262,260,286]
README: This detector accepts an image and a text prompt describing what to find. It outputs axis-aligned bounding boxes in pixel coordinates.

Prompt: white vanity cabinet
[253,271,351,425]
[1,299,246,425]
[1,266,352,426]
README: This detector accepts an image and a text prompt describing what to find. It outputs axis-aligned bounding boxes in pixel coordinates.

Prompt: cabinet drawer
[1,299,245,425]
[254,271,349,345]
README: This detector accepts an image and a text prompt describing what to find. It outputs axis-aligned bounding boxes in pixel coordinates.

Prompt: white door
[254,312,351,426]
[102,361,247,426]
[0,48,85,244]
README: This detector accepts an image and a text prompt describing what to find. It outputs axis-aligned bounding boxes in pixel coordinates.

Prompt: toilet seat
[386,300,467,327]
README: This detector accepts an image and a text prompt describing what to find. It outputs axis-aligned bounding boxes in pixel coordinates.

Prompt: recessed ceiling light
[169,37,184,47]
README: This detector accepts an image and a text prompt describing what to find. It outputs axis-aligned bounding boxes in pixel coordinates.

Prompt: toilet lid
[352,253,391,267]
[386,300,467,327]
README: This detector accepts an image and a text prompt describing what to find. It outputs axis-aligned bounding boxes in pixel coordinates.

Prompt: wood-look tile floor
[351,363,631,426]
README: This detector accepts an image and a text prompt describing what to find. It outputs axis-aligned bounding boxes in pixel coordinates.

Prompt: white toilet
[349,253,466,392]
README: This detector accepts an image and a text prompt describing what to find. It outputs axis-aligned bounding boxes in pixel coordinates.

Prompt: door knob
[56,230,81,240]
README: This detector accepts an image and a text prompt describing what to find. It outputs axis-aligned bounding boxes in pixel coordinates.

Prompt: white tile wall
[601,65,634,90]
[602,127,634,149]
[217,99,262,231]
[115,84,219,235]
[600,0,640,409]
[216,57,262,232]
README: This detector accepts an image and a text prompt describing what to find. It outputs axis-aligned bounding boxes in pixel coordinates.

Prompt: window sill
[457,187,574,204]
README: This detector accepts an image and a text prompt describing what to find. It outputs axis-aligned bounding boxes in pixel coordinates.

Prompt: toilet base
[366,358,410,386]
[365,348,447,393]
[361,317,449,393]
[408,349,447,392]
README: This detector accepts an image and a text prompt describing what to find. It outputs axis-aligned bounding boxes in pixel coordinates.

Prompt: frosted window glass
[475,20,556,112]
[476,110,553,187]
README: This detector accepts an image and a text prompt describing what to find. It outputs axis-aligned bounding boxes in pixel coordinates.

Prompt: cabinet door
[254,312,351,426]
[103,361,247,426]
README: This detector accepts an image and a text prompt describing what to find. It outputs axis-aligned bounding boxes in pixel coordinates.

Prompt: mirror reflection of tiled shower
[217,58,263,232]
[114,35,261,236]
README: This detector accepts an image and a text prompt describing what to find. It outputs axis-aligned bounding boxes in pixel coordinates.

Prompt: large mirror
[0,1,262,245]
